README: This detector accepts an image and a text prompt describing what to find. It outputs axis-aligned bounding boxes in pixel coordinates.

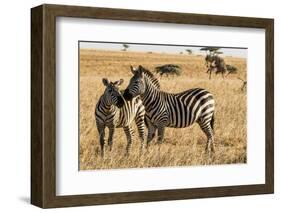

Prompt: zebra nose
[116,97,125,108]
[123,89,132,100]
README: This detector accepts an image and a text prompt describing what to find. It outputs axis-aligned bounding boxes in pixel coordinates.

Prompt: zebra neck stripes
[95,96,118,123]
[141,78,162,112]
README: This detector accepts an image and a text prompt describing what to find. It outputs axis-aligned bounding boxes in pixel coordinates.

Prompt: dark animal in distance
[205,55,226,79]
[155,64,182,77]
[205,55,238,79]
[225,64,238,75]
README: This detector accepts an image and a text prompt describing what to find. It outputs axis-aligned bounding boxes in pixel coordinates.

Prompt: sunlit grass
[79,49,247,170]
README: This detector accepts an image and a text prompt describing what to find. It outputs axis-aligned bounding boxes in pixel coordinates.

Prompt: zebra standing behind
[123,66,215,152]
[95,78,146,157]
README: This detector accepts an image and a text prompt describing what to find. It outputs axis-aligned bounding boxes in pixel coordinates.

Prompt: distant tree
[200,47,220,55]
[214,51,223,55]
[185,49,193,55]
[155,64,182,77]
[208,47,220,52]
[179,52,183,54]
[200,47,209,51]
[122,44,130,51]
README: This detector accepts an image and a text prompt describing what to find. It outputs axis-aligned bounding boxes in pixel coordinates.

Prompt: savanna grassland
[79,49,247,170]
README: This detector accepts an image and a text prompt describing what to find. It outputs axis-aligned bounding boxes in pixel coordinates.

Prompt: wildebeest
[225,64,238,75]
[205,55,238,79]
[205,54,226,79]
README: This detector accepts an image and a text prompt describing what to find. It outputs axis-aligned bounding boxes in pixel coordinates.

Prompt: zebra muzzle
[123,89,133,101]
[116,96,125,108]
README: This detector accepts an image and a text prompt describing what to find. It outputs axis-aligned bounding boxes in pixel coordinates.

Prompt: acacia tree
[185,49,193,55]
[122,44,130,51]
[200,47,220,56]
[214,51,223,55]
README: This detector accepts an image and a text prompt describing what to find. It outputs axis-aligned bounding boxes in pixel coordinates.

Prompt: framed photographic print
[31,4,274,208]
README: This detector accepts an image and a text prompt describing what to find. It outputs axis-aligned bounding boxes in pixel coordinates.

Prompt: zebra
[123,65,215,152]
[95,78,146,157]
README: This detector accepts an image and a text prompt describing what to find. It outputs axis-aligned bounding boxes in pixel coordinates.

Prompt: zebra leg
[146,119,157,148]
[198,120,215,153]
[123,125,134,156]
[157,126,166,144]
[135,116,145,154]
[108,126,115,151]
[97,124,106,157]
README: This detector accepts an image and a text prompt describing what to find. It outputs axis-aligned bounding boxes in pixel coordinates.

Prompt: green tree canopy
[200,47,220,52]
[185,49,193,54]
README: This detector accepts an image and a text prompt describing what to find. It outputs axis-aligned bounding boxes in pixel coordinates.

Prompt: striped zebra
[123,66,215,152]
[95,78,146,157]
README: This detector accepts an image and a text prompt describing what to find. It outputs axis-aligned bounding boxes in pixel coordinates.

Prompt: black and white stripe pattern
[95,78,146,157]
[123,66,215,152]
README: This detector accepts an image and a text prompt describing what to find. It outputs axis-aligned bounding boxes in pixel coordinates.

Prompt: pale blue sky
[80,41,247,58]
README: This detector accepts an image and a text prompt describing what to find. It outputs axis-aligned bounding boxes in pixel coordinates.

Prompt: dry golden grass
[79,49,247,170]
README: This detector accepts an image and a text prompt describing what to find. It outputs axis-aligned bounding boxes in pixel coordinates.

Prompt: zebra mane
[140,66,160,89]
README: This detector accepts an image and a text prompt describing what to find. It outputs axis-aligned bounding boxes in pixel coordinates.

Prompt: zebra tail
[211,113,215,132]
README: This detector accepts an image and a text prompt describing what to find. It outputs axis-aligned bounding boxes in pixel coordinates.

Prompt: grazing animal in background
[155,64,182,77]
[95,78,146,157]
[123,66,216,153]
[225,64,238,76]
[205,55,238,79]
[205,54,226,79]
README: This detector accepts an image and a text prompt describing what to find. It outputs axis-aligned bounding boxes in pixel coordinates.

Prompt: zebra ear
[139,70,144,78]
[130,65,137,74]
[119,79,124,85]
[138,65,145,77]
[138,66,144,78]
[102,78,110,86]
[114,79,124,86]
